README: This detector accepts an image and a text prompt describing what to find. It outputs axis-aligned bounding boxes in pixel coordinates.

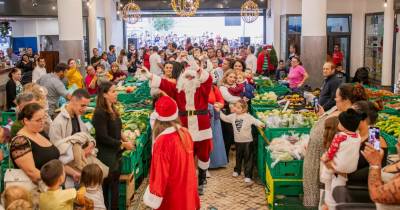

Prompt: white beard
[177,70,201,110]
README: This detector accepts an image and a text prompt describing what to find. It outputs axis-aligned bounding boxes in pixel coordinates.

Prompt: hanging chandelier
[122,1,141,24]
[171,0,200,17]
[241,0,259,23]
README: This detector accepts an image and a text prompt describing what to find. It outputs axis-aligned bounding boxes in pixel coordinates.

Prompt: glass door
[327,15,352,82]
[327,36,351,81]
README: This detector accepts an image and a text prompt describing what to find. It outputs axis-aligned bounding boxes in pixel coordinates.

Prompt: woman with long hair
[117,49,129,74]
[6,68,23,111]
[92,82,134,209]
[303,83,368,207]
[144,96,200,210]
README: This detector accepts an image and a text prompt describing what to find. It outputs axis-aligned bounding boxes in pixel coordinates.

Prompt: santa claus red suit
[143,96,200,210]
[148,60,213,193]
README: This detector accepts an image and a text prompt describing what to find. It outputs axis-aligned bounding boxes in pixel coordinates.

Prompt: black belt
[179,110,209,117]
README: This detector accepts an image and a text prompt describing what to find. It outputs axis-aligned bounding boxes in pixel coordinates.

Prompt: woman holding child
[303,83,368,207]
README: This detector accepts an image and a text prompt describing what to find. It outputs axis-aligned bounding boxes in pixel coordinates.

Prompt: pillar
[88,0,98,58]
[57,0,85,66]
[382,0,394,86]
[300,0,327,88]
[104,0,124,51]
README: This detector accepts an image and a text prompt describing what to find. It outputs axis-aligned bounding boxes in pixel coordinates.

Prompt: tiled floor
[132,152,268,210]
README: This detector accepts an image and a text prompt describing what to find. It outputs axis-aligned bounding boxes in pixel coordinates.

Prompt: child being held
[219,100,265,183]
[77,164,106,210]
[227,73,244,97]
[95,64,112,86]
[39,159,77,210]
[237,71,255,100]
[320,109,367,210]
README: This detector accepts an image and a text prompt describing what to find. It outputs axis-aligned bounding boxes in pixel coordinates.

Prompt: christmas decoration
[241,0,259,23]
[122,1,141,24]
[171,0,200,17]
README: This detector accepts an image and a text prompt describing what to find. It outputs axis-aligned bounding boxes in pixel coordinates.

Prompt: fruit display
[115,85,138,93]
[281,94,305,105]
[385,101,400,110]
[366,88,394,98]
[256,109,317,128]
[376,115,400,138]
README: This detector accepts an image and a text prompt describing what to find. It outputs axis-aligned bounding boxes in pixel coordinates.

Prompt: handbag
[3,136,36,191]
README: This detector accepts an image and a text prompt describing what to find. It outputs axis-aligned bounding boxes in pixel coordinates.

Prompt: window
[364,13,384,83]
[288,16,302,33]
[327,17,350,33]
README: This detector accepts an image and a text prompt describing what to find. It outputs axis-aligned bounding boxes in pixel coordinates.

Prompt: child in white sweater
[219,100,265,183]
[320,108,367,210]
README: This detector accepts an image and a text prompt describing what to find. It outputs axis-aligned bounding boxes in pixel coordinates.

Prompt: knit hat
[338,108,367,132]
[153,96,178,122]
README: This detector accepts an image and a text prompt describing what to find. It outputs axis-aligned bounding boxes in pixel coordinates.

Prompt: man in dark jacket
[319,62,342,111]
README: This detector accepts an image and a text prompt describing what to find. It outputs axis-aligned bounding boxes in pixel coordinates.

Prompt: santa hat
[153,96,179,122]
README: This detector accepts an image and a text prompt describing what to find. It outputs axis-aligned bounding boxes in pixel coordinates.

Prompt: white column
[57,0,84,64]
[301,0,327,37]
[104,0,124,51]
[382,0,394,86]
[88,0,98,57]
[300,0,327,88]
[57,0,83,41]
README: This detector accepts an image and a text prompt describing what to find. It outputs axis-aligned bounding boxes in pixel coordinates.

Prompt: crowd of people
[0,35,399,210]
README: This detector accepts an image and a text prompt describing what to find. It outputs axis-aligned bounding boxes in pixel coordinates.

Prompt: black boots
[198,167,207,195]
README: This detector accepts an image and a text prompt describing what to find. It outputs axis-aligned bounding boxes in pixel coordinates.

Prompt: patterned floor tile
[132,152,268,210]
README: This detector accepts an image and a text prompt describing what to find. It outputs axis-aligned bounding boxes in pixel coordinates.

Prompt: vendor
[287,56,308,91]
[319,62,342,111]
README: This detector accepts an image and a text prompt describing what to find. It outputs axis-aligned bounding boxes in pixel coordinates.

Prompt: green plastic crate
[270,197,315,210]
[382,131,397,154]
[1,112,16,126]
[264,127,311,142]
[118,181,127,210]
[257,135,267,185]
[120,151,140,175]
[251,106,276,117]
[266,149,304,179]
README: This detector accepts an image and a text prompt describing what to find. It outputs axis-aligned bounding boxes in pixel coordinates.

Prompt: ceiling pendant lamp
[241,0,260,23]
[122,0,141,24]
[171,0,200,17]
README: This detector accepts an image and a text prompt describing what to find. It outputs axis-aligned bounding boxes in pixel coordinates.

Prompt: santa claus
[144,96,200,210]
[144,57,213,195]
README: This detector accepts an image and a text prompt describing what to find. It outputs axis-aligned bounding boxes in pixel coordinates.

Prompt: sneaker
[206,170,211,178]
[198,184,205,196]
[244,178,253,183]
[232,172,239,177]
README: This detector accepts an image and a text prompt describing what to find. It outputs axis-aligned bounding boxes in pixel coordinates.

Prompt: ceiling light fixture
[52,5,56,10]
[241,0,259,23]
[171,0,200,17]
[122,1,141,24]
[384,0,388,7]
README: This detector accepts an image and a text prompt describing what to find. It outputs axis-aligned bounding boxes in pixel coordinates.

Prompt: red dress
[143,53,151,70]
[143,127,200,210]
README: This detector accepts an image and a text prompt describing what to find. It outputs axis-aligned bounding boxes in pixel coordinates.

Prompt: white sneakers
[232,172,239,177]
[244,178,253,183]
[206,170,211,178]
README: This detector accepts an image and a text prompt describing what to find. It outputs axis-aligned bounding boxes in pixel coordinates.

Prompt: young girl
[78,164,106,210]
[320,108,367,210]
[219,100,265,183]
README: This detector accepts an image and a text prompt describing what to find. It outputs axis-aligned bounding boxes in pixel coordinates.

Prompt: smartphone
[313,98,319,113]
[368,127,381,151]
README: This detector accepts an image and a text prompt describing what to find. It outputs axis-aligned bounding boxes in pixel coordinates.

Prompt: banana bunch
[376,115,400,138]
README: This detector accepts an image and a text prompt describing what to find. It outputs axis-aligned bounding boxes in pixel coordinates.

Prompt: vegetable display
[256,109,317,128]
